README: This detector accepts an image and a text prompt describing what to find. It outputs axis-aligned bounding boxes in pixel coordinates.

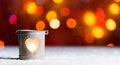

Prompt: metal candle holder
[16,30,48,60]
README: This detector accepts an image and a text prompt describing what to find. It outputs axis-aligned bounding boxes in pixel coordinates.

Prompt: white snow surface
[0,46,120,65]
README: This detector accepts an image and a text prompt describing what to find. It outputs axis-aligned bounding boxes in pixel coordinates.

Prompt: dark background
[0,0,120,46]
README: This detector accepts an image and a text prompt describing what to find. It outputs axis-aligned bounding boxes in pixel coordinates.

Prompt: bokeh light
[23,2,28,11]
[106,19,116,31]
[26,2,37,14]
[2,0,120,46]
[107,43,114,47]
[9,14,17,25]
[0,40,5,48]
[85,33,94,44]
[46,10,57,22]
[109,3,120,15]
[114,0,120,2]
[53,0,63,4]
[35,6,44,16]
[36,20,45,30]
[96,20,105,27]
[60,7,70,16]
[83,11,96,26]
[96,8,105,27]
[36,0,46,5]
[66,18,77,29]
[92,26,104,39]
[50,19,60,29]
[96,8,105,20]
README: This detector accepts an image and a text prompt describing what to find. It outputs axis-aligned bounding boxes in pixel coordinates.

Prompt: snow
[0,46,120,65]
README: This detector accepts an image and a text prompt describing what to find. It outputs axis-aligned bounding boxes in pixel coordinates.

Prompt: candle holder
[16,30,48,60]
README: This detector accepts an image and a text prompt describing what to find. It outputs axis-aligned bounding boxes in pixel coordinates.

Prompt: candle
[16,30,48,60]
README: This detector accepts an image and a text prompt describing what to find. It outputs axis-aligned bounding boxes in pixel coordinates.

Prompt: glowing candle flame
[25,38,40,53]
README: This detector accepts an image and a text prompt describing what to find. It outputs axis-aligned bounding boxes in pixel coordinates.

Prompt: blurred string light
[53,0,63,4]
[46,10,57,22]
[109,3,120,15]
[83,11,96,26]
[7,0,120,46]
[85,33,94,44]
[66,18,77,29]
[24,2,37,14]
[107,43,114,47]
[9,14,17,25]
[50,19,60,29]
[35,6,44,16]
[60,7,70,16]
[106,19,116,31]
[36,0,46,5]
[92,26,104,39]
[0,40,5,48]
[36,20,45,30]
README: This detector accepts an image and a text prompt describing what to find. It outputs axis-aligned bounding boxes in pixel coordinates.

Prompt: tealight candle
[16,30,48,60]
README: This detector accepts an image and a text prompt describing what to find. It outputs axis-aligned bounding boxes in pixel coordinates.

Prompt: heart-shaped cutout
[25,38,40,54]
